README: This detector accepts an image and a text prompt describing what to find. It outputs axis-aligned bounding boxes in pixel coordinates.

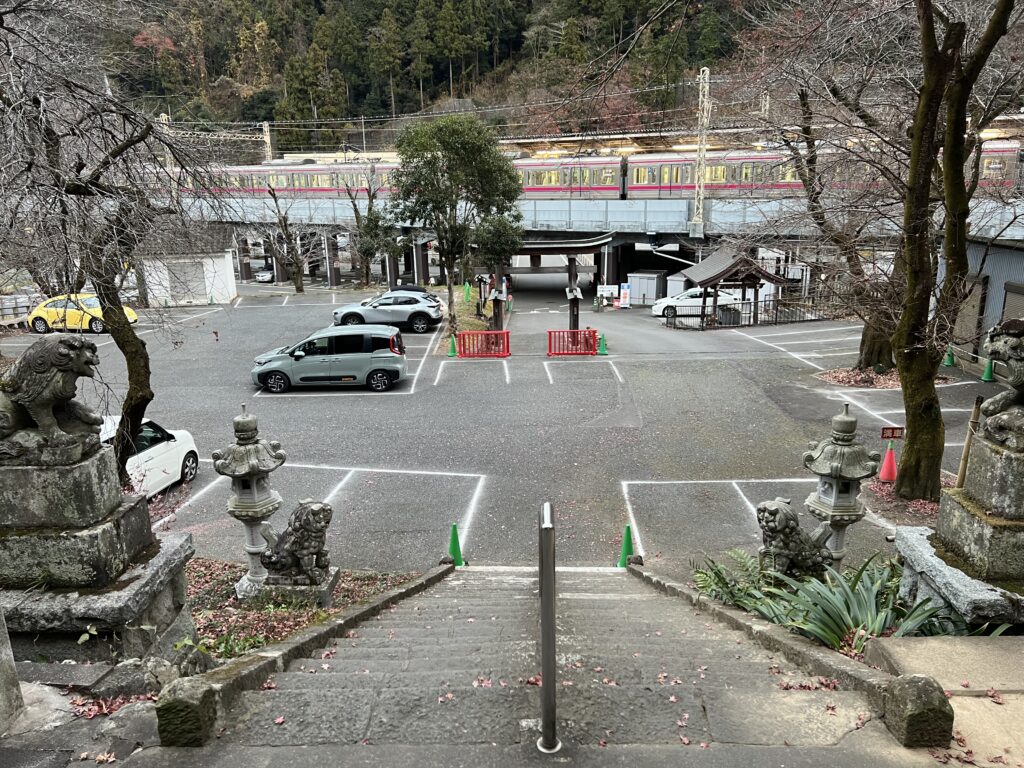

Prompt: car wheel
[264,372,291,393]
[342,314,364,326]
[31,317,50,333]
[409,314,430,334]
[367,369,393,392]
[88,318,105,333]
[663,306,677,319]
[180,452,199,484]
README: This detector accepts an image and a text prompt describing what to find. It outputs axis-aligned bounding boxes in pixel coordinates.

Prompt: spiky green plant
[692,548,767,606]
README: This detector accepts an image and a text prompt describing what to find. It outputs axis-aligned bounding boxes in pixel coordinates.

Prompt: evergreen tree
[694,5,724,65]
[556,17,588,64]
[369,8,404,116]
[231,15,279,88]
[434,0,466,99]
[408,0,437,109]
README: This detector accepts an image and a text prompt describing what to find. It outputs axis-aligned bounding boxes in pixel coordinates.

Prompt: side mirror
[292,350,306,359]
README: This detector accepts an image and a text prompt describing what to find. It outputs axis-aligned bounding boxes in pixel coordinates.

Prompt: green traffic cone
[597,334,608,356]
[448,335,457,358]
[616,525,634,568]
[463,281,471,303]
[448,523,464,567]
[981,359,996,382]
[942,346,955,367]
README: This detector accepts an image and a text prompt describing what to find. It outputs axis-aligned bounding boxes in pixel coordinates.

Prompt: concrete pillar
[530,254,541,269]
[413,242,429,286]
[0,608,24,734]
[323,234,341,288]
[236,237,253,281]
[385,253,399,289]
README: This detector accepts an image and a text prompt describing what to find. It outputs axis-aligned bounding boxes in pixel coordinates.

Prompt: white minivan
[251,324,408,393]
[651,287,741,318]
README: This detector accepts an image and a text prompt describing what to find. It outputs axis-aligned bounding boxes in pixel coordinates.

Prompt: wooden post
[700,286,709,330]
[237,237,253,281]
[492,262,505,330]
[710,282,720,326]
[568,257,579,331]
[752,283,760,326]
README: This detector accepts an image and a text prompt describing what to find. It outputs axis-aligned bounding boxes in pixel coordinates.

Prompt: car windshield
[79,297,101,308]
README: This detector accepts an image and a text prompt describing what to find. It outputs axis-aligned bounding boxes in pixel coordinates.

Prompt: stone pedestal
[0,608,24,735]
[934,435,1024,580]
[264,566,341,609]
[0,533,203,667]
[0,447,155,589]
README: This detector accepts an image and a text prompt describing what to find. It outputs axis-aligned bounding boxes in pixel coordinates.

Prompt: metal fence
[455,330,511,358]
[666,296,848,330]
[547,329,598,356]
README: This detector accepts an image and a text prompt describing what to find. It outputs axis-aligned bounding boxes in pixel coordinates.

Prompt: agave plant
[691,548,764,606]
[759,557,947,653]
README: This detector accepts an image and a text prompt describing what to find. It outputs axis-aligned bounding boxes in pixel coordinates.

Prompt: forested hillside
[118,0,742,137]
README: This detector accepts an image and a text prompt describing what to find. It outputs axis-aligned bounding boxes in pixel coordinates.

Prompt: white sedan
[254,269,275,283]
[651,287,741,318]
[101,418,199,498]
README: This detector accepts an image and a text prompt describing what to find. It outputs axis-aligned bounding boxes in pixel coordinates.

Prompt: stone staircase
[179,565,934,766]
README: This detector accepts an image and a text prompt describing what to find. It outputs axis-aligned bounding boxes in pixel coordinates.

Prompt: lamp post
[802,404,880,566]
[212,405,287,599]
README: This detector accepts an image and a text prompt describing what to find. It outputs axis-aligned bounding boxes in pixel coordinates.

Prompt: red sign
[881,427,905,440]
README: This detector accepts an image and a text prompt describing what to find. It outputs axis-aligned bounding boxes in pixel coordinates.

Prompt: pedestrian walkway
[128,566,936,766]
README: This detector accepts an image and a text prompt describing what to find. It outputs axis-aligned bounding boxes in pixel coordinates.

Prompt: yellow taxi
[27,294,138,334]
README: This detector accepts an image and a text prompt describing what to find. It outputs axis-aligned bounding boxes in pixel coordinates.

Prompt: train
[204,140,1023,202]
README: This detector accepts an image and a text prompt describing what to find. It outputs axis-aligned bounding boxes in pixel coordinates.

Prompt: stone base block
[895,526,1024,625]
[0,609,24,735]
[264,567,341,608]
[0,446,121,529]
[963,437,1024,520]
[0,533,204,666]
[936,488,1024,579]
[883,674,954,747]
[0,495,155,588]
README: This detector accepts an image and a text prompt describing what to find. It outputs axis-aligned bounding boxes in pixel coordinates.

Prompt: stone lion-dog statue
[260,499,333,586]
[0,333,104,464]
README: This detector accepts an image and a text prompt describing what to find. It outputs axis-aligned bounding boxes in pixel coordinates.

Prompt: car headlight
[254,359,269,366]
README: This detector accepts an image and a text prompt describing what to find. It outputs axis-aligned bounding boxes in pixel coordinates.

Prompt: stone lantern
[212,405,286,599]
[802,404,880,566]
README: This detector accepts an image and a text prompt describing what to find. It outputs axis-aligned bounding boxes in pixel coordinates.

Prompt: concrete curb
[156,564,454,747]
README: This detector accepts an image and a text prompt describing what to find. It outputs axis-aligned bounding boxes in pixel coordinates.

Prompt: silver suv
[333,292,443,334]
[251,325,407,393]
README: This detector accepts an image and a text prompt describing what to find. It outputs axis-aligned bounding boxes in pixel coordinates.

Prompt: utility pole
[689,68,711,239]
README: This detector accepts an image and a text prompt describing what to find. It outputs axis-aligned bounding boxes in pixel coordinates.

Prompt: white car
[101,418,199,498]
[651,287,741,318]
[254,269,275,283]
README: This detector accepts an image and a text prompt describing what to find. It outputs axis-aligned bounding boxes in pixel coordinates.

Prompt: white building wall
[143,254,238,307]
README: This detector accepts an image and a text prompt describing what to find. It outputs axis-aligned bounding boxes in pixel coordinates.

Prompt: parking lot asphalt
[1,289,1006,582]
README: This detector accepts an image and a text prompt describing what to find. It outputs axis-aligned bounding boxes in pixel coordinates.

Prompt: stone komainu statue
[0,334,104,464]
[980,318,1024,451]
[260,499,333,586]
[756,497,833,580]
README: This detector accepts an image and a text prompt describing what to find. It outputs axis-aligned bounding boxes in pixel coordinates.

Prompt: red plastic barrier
[456,330,510,358]
[547,329,598,356]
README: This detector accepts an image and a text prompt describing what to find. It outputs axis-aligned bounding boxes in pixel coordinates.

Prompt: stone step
[334,624,534,640]
[222,687,533,746]
[269,670,524,691]
[284,656,534,675]
[295,640,536,663]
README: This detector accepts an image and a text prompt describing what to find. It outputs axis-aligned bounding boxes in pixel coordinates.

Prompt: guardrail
[547,329,598,356]
[537,502,561,754]
[456,330,510,358]
[666,298,831,330]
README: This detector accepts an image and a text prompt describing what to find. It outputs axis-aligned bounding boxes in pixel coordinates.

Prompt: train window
[739,163,757,183]
[569,167,589,186]
[378,172,389,186]
[270,174,291,189]
[516,169,525,185]
[309,174,331,187]
[594,167,617,186]
[546,170,560,186]
[981,158,1006,179]
[681,165,693,183]
[705,165,727,183]
[778,164,799,182]
[632,166,656,184]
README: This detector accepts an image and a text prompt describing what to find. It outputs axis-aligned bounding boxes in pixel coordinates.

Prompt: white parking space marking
[774,336,862,345]
[751,325,864,338]
[234,297,243,307]
[731,481,757,519]
[193,459,487,553]
[801,351,861,358]
[543,359,622,384]
[542,361,554,385]
[152,475,229,530]
[96,307,225,348]
[619,482,647,558]
[608,360,624,383]
[282,295,289,307]
[432,358,510,387]
[732,329,824,370]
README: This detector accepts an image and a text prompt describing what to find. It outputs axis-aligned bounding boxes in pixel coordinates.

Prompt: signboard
[881,427,905,440]
[565,287,583,300]
[619,283,631,308]
[597,284,619,298]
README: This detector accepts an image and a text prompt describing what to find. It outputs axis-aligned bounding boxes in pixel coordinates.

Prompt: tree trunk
[419,77,424,110]
[292,261,305,293]
[856,321,893,370]
[92,280,153,484]
[893,347,944,501]
[445,255,457,336]
[390,73,396,117]
[449,60,454,99]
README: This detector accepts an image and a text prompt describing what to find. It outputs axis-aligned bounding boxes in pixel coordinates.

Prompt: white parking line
[543,361,554,385]
[152,475,229,528]
[324,470,356,503]
[96,307,225,347]
[775,336,863,345]
[825,392,900,427]
[732,329,824,371]
[731,481,757,519]
[608,360,624,383]
[801,351,861,358]
[408,327,439,394]
[458,476,487,551]
[282,295,289,307]
[620,482,647,558]
[503,359,510,384]
[234,297,243,308]
[432,357,509,387]
[750,325,864,338]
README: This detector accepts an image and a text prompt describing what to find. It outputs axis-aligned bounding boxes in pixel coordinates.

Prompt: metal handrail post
[537,502,561,754]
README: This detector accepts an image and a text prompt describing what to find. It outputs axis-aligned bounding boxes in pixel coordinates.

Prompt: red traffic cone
[879,440,898,483]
